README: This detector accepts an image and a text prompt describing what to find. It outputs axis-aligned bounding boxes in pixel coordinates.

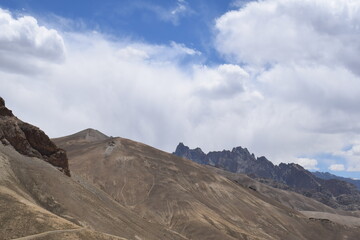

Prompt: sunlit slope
[0,143,186,240]
[54,130,360,240]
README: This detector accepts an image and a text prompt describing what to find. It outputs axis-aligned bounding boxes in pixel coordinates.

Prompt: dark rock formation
[174,143,360,210]
[0,97,14,117]
[174,143,207,164]
[174,144,278,179]
[0,97,70,176]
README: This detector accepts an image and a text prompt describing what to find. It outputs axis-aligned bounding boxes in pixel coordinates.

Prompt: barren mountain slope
[205,165,360,221]
[0,143,187,240]
[0,98,186,240]
[54,130,360,240]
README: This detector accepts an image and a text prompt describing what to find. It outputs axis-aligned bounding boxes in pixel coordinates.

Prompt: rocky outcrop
[174,144,278,179]
[174,143,360,210]
[174,143,207,164]
[0,97,70,176]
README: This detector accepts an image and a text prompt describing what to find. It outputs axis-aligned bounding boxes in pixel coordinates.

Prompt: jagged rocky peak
[0,97,14,117]
[174,142,207,164]
[174,142,360,210]
[0,97,70,176]
[279,162,305,170]
[232,146,250,155]
[174,142,189,153]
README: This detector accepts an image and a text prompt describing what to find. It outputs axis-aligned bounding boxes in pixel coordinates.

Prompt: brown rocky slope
[0,98,186,240]
[54,129,360,240]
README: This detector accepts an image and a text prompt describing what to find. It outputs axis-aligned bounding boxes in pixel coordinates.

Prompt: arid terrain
[54,128,360,240]
[1,98,360,240]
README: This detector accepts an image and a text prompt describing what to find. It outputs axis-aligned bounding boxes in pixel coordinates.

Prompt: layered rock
[0,97,70,176]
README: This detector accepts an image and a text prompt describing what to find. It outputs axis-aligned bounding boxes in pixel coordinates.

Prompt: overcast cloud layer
[0,0,360,175]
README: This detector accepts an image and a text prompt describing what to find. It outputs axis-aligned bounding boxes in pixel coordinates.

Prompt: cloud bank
[214,0,360,172]
[1,1,360,174]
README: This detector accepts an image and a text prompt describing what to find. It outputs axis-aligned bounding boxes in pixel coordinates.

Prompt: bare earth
[52,129,360,240]
[0,126,359,240]
[0,143,186,240]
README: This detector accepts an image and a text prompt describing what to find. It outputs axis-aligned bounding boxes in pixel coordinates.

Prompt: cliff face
[174,143,277,179]
[0,97,70,176]
[174,143,360,210]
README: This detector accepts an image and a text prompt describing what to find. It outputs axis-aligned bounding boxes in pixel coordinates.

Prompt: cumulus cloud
[329,164,345,171]
[213,0,360,170]
[215,0,360,73]
[0,9,65,74]
[0,21,253,152]
[193,64,250,99]
[1,2,360,175]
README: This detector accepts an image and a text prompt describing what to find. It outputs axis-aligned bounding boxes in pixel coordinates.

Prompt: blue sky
[0,0,237,64]
[0,0,360,179]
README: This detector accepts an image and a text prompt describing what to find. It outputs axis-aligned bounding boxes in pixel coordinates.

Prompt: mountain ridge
[174,143,360,211]
[313,171,360,190]
[1,97,360,240]
[53,130,360,240]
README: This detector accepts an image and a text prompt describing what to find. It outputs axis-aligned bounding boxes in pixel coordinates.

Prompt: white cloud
[193,64,250,99]
[295,158,319,170]
[117,46,149,60]
[171,0,188,16]
[0,18,251,152]
[333,143,360,171]
[127,0,193,26]
[213,0,360,170]
[329,164,345,171]
[0,9,65,74]
[170,41,201,56]
[215,0,360,74]
[112,40,202,64]
[0,3,360,176]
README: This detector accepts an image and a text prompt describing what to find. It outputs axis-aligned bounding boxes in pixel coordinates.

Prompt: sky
[0,0,359,179]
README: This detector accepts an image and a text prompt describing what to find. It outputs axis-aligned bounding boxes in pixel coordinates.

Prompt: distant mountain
[174,143,360,211]
[313,171,360,190]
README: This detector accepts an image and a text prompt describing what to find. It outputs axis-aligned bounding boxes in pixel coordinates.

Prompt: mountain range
[173,143,360,211]
[313,171,360,190]
[1,97,360,240]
